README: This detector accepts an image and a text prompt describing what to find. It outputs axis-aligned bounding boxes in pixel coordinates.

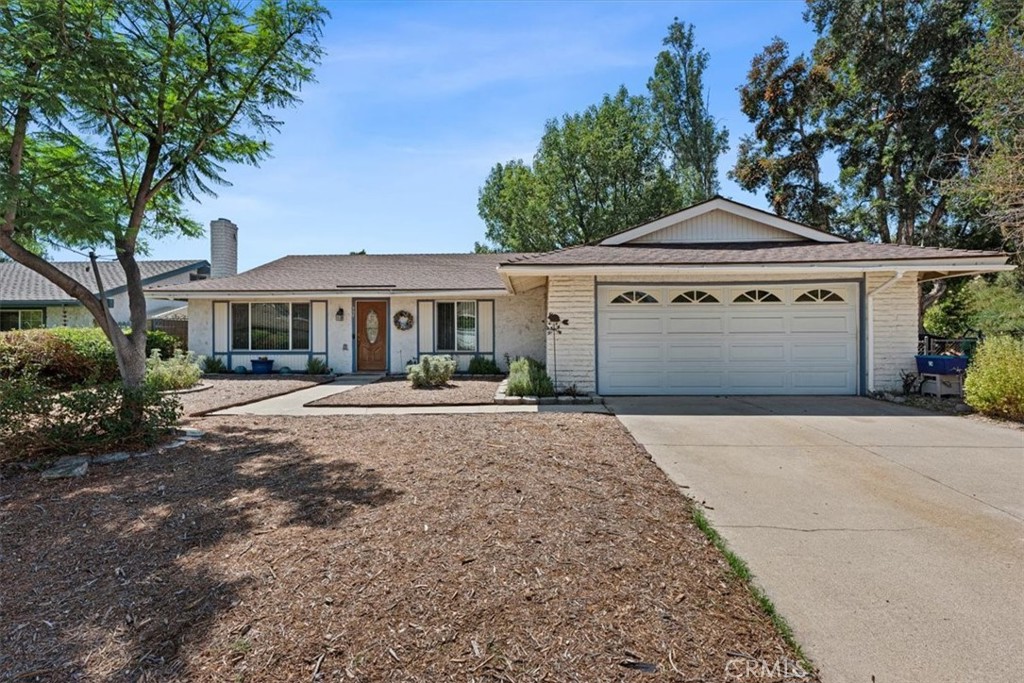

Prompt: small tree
[0,0,327,393]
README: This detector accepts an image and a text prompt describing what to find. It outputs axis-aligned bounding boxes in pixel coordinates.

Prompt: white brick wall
[868,271,919,392]
[546,276,596,393]
[188,300,213,356]
[495,287,547,370]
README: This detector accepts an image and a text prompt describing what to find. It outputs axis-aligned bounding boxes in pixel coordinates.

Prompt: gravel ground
[178,375,334,416]
[0,413,814,682]
[307,377,501,407]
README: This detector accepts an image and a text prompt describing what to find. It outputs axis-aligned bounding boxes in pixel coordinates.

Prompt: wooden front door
[356,301,387,371]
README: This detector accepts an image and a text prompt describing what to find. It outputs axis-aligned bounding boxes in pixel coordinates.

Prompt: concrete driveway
[609,396,1024,683]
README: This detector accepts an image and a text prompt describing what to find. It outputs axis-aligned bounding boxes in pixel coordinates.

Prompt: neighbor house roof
[1,260,209,305]
[499,242,1008,268]
[146,253,523,297]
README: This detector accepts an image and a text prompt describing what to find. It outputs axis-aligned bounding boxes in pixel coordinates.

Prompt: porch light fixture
[335,307,344,321]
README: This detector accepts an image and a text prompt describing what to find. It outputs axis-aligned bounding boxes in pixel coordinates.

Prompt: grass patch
[690,502,815,673]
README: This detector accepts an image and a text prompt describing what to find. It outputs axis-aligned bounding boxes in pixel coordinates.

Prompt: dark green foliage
[201,355,228,374]
[925,273,1024,336]
[306,356,330,375]
[144,329,180,359]
[505,357,555,397]
[964,336,1024,421]
[467,355,501,375]
[0,374,182,462]
[0,329,118,388]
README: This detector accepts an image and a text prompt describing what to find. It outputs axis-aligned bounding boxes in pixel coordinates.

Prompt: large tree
[950,1,1024,255]
[478,88,680,252]
[647,19,729,203]
[731,37,837,230]
[734,0,996,249]
[1,0,326,389]
[477,21,726,252]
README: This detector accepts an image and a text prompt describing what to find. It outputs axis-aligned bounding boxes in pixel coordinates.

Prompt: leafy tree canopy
[1,0,327,387]
[476,20,727,252]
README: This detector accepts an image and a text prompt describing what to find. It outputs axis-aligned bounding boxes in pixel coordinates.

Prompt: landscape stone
[40,455,90,480]
[521,397,539,405]
[93,451,131,465]
[954,403,972,413]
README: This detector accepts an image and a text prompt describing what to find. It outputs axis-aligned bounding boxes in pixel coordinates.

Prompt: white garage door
[597,283,859,395]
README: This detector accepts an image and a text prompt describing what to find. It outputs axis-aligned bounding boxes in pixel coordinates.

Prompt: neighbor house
[147,197,1011,395]
[0,258,210,332]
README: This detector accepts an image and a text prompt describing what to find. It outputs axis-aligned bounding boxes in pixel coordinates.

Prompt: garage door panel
[666,316,723,334]
[603,315,663,335]
[792,313,852,333]
[729,315,786,334]
[603,343,662,362]
[728,343,786,362]
[792,342,854,362]
[666,343,723,361]
[597,283,858,396]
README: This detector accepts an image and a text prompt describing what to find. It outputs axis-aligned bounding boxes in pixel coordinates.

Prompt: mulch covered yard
[0,413,815,682]
[306,376,501,407]
[178,375,335,416]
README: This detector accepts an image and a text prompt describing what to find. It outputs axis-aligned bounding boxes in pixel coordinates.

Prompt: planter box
[915,355,968,375]
[250,359,274,374]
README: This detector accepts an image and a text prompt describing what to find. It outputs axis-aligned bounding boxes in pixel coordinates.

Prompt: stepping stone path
[38,429,206,479]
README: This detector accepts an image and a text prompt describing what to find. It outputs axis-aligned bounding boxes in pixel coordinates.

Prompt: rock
[575,396,594,404]
[132,449,157,458]
[557,396,574,404]
[955,403,972,413]
[890,396,907,404]
[93,451,131,465]
[521,397,539,405]
[41,455,89,479]
[179,428,205,441]
[161,439,188,451]
[538,396,557,405]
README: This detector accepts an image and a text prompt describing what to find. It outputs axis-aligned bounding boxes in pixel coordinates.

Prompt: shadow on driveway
[606,394,945,417]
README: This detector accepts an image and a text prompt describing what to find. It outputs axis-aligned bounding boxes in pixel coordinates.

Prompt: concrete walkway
[608,396,1024,683]
[214,376,609,416]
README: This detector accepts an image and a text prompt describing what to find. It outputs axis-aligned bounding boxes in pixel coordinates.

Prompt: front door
[356,301,387,371]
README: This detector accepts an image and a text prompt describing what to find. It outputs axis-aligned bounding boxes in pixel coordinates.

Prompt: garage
[597,283,859,395]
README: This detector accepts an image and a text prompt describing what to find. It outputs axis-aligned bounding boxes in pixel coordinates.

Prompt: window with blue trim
[436,301,476,351]
[231,302,310,350]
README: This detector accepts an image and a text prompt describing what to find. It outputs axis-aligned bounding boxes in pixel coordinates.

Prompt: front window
[436,301,476,352]
[231,302,310,351]
[0,309,45,331]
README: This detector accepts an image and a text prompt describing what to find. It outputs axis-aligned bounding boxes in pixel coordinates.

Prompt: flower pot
[250,359,274,374]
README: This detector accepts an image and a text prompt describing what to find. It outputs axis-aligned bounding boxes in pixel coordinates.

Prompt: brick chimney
[210,218,238,278]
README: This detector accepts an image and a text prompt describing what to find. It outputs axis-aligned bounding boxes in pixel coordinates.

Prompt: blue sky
[142,1,818,270]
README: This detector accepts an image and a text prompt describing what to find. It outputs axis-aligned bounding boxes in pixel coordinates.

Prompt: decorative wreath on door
[392,309,415,331]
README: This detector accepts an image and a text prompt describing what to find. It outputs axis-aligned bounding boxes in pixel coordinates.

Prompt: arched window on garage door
[671,290,719,304]
[795,288,845,303]
[733,289,781,303]
[610,290,659,304]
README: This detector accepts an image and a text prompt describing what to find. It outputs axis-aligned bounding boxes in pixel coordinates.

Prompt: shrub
[0,328,117,388]
[145,329,181,359]
[467,355,501,375]
[964,336,1024,421]
[505,356,554,397]
[306,356,330,375]
[201,355,228,373]
[146,349,202,391]
[407,354,456,388]
[0,373,182,462]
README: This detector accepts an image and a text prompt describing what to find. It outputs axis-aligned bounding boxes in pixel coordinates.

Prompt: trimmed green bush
[0,373,182,462]
[407,354,456,388]
[467,355,501,375]
[505,356,554,397]
[146,349,202,391]
[964,336,1024,421]
[145,329,181,359]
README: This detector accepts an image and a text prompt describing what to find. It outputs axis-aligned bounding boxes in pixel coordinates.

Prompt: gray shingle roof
[1,260,208,303]
[146,253,523,293]
[499,241,1006,267]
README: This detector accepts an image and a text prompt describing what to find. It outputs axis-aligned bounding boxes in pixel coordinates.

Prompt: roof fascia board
[103,260,210,297]
[600,198,847,245]
[146,288,512,300]
[497,261,1013,277]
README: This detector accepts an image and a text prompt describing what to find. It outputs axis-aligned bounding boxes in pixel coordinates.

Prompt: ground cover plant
[0,412,816,681]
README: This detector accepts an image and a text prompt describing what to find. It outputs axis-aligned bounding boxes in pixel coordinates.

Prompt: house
[148,197,1011,395]
[0,258,210,332]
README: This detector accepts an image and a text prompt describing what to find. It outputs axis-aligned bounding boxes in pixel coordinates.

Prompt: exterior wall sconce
[335,308,344,321]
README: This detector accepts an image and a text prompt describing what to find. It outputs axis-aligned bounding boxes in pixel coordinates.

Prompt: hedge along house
[149,197,1011,393]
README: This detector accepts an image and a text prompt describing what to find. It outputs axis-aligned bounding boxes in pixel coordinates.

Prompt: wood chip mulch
[178,375,335,416]
[0,413,817,682]
[306,377,501,407]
